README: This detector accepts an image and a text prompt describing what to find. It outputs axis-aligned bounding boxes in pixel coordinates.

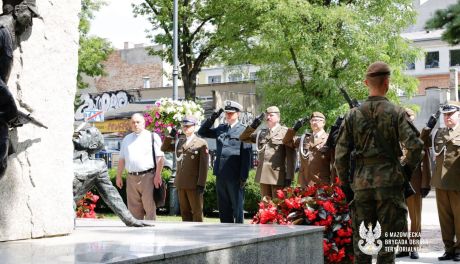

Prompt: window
[143,77,150,88]
[425,51,439,69]
[450,49,460,66]
[249,72,258,80]
[208,75,221,84]
[228,73,243,82]
[405,61,415,70]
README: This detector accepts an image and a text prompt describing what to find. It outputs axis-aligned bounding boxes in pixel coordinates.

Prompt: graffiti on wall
[75,91,133,120]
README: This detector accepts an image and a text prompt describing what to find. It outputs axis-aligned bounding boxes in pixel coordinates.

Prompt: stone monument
[0,0,80,241]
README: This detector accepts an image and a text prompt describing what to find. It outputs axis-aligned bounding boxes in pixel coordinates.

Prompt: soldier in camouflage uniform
[335,62,423,264]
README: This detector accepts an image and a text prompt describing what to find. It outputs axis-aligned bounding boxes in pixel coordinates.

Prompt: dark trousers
[216,176,244,223]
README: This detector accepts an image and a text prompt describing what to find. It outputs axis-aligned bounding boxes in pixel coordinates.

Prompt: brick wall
[95,47,163,92]
[416,73,459,94]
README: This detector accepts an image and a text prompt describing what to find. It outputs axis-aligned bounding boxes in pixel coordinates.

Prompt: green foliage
[222,0,421,130]
[78,0,113,89]
[425,1,460,45]
[132,0,259,100]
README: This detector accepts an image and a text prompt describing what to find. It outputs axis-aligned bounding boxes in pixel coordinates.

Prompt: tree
[223,0,420,127]
[78,0,113,89]
[132,0,259,100]
[425,1,460,45]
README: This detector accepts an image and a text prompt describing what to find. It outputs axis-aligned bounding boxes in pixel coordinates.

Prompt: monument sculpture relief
[73,126,151,227]
[0,0,46,180]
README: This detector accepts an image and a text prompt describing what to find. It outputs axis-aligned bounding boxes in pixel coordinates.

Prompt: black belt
[129,168,154,176]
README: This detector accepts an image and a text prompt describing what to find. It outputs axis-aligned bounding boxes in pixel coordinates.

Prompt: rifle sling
[357,105,405,174]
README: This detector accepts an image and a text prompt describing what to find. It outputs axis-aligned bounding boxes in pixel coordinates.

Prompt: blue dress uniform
[198,100,252,223]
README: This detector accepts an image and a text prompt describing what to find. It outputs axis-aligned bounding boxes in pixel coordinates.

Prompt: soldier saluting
[198,100,252,224]
[239,106,296,198]
[425,101,460,262]
[283,111,336,187]
[162,116,209,222]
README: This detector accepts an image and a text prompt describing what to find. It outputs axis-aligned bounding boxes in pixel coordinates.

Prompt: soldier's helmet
[73,126,105,154]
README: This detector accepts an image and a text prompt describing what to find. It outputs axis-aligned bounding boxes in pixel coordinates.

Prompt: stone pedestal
[0,0,80,241]
[0,219,325,264]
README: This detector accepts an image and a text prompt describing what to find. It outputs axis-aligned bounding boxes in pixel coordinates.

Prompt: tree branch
[288,46,310,107]
[144,0,172,41]
[190,16,214,41]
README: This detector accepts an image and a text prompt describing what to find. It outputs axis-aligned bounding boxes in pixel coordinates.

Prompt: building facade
[403,0,460,94]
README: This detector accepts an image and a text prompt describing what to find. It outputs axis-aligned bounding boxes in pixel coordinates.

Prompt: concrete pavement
[393,191,457,264]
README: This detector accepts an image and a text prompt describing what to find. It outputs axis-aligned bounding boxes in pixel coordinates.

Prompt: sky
[89,0,152,49]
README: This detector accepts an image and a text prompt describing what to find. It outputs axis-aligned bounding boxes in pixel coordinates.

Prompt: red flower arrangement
[76,191,100,218]
[252,178,353,264]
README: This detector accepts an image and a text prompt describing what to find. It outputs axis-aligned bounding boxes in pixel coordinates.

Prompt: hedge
[92,168,261,217]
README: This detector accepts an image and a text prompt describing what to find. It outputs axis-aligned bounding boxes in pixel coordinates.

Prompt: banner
[94,119,130,133]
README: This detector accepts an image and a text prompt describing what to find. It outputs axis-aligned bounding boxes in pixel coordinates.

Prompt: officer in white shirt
[116,113,164,220]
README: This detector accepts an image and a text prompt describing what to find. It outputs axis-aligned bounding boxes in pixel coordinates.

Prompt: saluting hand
[426,110,440,129]
[250,113,265,129]
[293,117,309,131]
[210,108,224,121]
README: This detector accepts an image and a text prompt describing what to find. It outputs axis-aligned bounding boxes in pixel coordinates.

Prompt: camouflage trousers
[351,187,408,264]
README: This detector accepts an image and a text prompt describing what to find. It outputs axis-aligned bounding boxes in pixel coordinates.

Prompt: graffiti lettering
[75,91,132,120]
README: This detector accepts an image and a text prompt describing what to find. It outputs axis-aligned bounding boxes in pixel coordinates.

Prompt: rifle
[323,116,343,150]
[9,111,48,129]
[337,86,360,202]
[339,86,360,109]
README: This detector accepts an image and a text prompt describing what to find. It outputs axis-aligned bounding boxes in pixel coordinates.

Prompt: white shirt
[228,120,239,128]
[120,130,164,172]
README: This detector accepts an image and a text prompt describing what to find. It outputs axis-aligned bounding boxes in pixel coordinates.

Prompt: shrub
[94,168,261,217]
[76,191,99,218]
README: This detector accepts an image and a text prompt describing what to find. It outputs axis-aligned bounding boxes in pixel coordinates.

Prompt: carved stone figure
[73,126,151,227]
[0,0,43,180]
